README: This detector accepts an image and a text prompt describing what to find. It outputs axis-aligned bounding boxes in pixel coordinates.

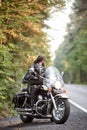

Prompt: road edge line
[69,99,87,114]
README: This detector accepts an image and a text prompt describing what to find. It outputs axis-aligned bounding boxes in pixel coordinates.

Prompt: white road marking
[69,99,87,114]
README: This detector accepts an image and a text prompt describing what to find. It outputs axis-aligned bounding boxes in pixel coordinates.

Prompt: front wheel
[52,99,70,124]
[20,115,34,123]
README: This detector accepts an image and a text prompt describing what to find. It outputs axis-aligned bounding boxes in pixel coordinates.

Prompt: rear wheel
[20,115,34,123]
[52,99,70,124]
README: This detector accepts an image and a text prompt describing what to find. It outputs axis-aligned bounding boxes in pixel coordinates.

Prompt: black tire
[52,99,70,124]
[20,115,34,123]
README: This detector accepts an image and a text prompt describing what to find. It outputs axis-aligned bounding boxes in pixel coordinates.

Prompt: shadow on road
[0,119,53,130]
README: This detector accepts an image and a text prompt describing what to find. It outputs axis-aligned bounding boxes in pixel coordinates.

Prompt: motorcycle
[12,66,70,124]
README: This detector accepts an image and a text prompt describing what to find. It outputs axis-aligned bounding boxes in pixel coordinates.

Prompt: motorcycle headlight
[54,81,62,89]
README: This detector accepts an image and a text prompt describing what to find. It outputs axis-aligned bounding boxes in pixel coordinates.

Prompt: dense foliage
[55,0,87,84]
[0,0,65,118]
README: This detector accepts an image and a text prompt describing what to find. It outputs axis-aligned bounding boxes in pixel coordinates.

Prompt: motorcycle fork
[49,92,57,111]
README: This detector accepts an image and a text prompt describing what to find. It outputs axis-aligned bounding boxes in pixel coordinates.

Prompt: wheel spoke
[53,100,65,121]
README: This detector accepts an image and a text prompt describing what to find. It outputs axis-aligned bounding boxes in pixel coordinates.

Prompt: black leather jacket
[34,63,45,77]
[22,63,45,85]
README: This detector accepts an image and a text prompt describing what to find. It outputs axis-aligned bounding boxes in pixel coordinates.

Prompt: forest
[0,0,65,118]
[55,0,87,84]
[0,0,87,119]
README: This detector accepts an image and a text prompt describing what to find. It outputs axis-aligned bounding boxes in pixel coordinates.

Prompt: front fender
[55,93,69,99]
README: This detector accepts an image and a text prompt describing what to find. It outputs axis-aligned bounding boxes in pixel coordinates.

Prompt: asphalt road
[65,84,87,109]
[0,84,87,130]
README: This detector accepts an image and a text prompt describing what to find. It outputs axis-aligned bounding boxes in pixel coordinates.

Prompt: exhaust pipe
[15,108,32,112]
[15,108,33,116]
[15,108,52,118]
[17,111,32,116]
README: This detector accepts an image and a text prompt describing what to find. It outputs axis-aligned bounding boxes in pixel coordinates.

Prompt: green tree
[0,0,65,118]
[55,0,87,84]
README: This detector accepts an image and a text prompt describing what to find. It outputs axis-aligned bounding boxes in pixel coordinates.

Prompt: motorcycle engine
[36,95,47,115]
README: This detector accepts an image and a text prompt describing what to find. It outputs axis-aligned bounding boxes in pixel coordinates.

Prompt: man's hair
[34,55,46,66]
